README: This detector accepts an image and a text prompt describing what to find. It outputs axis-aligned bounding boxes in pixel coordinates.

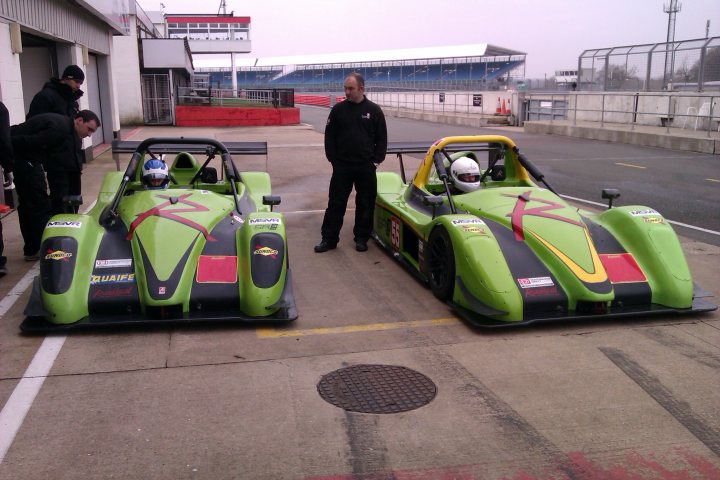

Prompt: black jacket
[0,101,12,173]
[324,96,387,167]
[11,113,82,172]
[27,78,83,119]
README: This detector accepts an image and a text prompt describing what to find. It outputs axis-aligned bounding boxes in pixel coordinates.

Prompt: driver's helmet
[141,158,169,189]
[449,156,481,192]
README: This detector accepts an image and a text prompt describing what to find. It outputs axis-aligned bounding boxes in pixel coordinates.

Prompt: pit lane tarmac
[0,124,719,480]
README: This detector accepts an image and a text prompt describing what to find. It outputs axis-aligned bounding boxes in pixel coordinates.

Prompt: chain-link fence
[579,36,720,92]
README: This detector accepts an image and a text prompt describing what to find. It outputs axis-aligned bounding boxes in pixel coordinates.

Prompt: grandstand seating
[201,59,524,91]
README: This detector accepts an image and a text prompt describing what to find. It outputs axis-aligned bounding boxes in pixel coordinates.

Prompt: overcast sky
[136,0,718,78]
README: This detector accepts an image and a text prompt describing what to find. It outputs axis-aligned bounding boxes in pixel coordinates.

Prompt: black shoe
[314,241,337,253]
[355,240,368,252]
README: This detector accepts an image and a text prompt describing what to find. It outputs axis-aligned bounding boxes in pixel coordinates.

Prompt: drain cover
[317,364,437,414]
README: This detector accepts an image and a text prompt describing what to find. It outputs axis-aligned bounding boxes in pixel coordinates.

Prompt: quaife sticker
[46,220,82,228]
[249,218,281,225]
[90,273,136,285]
[95,259,132,268]
[517,276,554,289]
[630,209,660,217]
[451,219,486,226]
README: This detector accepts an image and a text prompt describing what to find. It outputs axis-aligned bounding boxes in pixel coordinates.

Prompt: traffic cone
[495,97,502,115]
[501,98,507,115]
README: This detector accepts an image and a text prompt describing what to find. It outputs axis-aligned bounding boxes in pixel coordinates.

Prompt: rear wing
[111,140,268,170]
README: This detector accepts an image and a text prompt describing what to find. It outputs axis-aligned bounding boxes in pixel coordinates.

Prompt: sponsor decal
[196,255,238,283]
[517,276,555,289]
[249,218,281,225]
[46,220,82,229]
[254,245,278,259]
[630,209,660,217]
[523,286,559,297]
[643,217,664,224]
[232,214,244,224]
[390,216,401,250]
[91,286,134,299]
[159,286,166,295]
[44,250,72,261]
[599,253,647,284]
[95,259,132,269]
[90,273,136,285]
[451,219,485,226]
[462,225,486,234]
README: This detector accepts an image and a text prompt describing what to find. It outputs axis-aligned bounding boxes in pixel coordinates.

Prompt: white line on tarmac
[561,194,720,236]
[0,201,96,465]
[0,264,67,464]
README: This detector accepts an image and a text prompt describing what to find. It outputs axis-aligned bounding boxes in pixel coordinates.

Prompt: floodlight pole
[663,0,682,89]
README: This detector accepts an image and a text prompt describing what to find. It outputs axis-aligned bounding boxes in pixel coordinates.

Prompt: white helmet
[450,156,480,192]
[141,158,169,189]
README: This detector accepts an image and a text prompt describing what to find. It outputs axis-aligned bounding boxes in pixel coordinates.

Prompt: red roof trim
[166,16,250,23]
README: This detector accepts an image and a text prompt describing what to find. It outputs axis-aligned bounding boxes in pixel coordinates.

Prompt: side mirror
[62,195,83,214]
[263,195,281,212]
[601,189,620,209]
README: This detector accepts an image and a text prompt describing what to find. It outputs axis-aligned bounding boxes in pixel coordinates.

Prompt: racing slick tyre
[427,226,455,301]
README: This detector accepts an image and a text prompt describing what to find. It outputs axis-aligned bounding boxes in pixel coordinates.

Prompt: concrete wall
[112,15,144,126]
[0,22,25,125]
[530,92,718,128]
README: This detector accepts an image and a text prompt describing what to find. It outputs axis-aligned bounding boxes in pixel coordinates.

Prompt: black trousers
[46,170,82,215]
[14,160,50,256]
[320,164,377,244]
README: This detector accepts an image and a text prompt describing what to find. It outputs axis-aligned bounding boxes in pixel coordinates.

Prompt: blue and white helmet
[141,158,169,189]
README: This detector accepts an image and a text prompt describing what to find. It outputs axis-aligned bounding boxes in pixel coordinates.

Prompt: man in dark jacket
[27,65,85,119]
[0,101,13,275]
[315,73,387,253]
[11,110,99,260]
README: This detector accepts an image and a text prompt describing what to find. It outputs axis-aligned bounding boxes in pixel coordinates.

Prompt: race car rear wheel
[428,227,455,301]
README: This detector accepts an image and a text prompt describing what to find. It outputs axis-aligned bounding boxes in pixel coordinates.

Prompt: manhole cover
[317,364,437,414]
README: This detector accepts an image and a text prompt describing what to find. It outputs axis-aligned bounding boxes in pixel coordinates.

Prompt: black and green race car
[373,135,716,327]
[22,137,297,332]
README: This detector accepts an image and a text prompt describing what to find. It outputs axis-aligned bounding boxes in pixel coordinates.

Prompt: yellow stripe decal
[529,229,608,284]
[256,317,460,338]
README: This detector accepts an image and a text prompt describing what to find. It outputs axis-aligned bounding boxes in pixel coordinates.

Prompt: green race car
[373,135,716,327]
[22,137,297,332]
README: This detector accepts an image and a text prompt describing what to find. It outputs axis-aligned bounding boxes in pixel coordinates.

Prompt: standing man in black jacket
[11,110,99,260]
[0,101,13,275]
[315,73,387,253]
[27,65,84,119]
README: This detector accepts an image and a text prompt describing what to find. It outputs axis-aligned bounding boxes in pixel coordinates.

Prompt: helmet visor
[458,173,479,183]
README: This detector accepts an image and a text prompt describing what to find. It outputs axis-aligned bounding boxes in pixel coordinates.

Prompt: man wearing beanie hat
[27,64,85,119]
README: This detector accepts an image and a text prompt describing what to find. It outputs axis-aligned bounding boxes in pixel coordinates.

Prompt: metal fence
[177,87,295,108]
[579,36,720,92]
[523,92,719,136]
[141,74,173,125]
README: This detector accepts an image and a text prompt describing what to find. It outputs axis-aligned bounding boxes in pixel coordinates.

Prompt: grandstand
[197,44,526,92]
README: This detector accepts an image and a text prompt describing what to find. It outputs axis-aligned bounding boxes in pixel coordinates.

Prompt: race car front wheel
[428,227,455,301]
